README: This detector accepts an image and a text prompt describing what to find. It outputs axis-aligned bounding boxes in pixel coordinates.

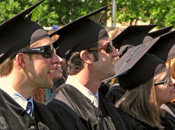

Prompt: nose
[169,77,175,87]
[169,76,175,87]
[112,48,120,57]
[51,52,63,64]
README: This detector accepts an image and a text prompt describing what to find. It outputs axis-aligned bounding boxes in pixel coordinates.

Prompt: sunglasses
[88,41,114,54]
[12,44,54,58]
[154,72,170,86]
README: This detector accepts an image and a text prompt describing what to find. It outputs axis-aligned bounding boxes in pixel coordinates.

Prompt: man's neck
[71,72,101,95]
[1,74,33,100]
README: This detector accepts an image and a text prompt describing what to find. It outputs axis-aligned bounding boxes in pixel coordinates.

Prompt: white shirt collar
[0,78,34,115]
[66,75,99,107]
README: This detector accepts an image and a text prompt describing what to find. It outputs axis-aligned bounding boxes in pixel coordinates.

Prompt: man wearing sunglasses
[0,1,65,129]
[46,6,127,130]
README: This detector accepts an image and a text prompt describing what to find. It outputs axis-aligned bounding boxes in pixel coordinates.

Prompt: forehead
[98,37,111,45]
[31,37,52,48]
[154,69,169,81]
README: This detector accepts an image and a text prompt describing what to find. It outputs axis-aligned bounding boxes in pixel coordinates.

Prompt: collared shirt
[0,78,34,116]
[66,75,99,108]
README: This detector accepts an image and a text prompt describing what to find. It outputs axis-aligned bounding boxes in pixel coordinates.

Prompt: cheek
[34,60,50,72]
[156,86,170,100]
[156,86,167,94]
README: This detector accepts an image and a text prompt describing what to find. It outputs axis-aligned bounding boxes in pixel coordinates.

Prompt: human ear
[80,50,92,64]
[15,53,26,69]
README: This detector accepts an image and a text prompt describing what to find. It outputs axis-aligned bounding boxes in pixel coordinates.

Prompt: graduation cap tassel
[98,15,103,25]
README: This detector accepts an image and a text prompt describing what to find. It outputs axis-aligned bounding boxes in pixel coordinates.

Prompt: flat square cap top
[113,30,175,89]
[51,5,109,59]
[112,25,173,57]
[0,0,48,64]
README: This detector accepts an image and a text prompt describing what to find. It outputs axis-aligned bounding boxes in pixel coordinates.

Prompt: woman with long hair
[160,57,175,117]
[114,30,175,129]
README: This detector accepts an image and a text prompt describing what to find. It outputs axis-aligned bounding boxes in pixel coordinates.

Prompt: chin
[109,71,115,77]
[44,80,53,88]
[103,72,115,80]
[53,75,63,82]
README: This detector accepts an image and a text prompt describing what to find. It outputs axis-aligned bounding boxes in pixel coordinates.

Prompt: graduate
[114,30,175,129]
[106,25,174,104]
[0,0,62,129]
[45,5,127,130]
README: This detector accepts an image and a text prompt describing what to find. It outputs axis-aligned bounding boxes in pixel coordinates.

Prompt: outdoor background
[1,0,175,30]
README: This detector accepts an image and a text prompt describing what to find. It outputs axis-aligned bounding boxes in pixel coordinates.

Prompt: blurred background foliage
[0,0,175,28]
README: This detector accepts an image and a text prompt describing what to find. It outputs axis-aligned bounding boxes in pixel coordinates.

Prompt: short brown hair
[0,58,14,76]
[67,50,99,75]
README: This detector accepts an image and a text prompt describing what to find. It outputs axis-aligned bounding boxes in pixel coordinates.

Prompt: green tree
[116,0,175,28]
[0,0,109,27]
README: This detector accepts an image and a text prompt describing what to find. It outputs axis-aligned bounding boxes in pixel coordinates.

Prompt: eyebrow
[161,72,170,80]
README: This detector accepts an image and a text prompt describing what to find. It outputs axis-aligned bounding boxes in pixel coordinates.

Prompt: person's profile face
[154,70,175,105]
[91,37,119,80]
[26,37,61,89]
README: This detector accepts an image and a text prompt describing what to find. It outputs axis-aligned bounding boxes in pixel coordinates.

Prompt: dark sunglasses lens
[106,43,113,53]
[43,45,54,58]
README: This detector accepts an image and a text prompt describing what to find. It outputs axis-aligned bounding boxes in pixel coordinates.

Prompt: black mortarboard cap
[0,0,48,64]
[148,30,175,62]
[112,25,173,58]
[51,5,109,60]
[148,26,173,38]
[117,54,166,90]
[112,25,156,49]
[114,31,175,89]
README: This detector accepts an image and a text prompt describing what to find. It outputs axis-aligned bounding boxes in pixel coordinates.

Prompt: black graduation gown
[119,112,160,130]
[0,89,60,130]
[165,102,175,115]
[46,84,127,130]
[118,109,175,130]
[46,98,89,130]
[99,82,109,96]
[106,83,126,105]
[162,111,175,130]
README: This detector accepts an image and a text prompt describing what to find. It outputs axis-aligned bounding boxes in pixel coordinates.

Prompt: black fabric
[47,84,127,130]
[106,83,126,105]
[148,30,175,62]
[165,102,175,115]
[0,89,60,130]
[112,25,156,50]
[161,111,175,130]
[117,110,175,130]
[99,82,110,96]
[54,77,65,88]
[46,99,88,130]
[112,25,173,58]
[118,54,166,90]
[110,107,175,130]
[119,112,160,130]
[148,26,173,38]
